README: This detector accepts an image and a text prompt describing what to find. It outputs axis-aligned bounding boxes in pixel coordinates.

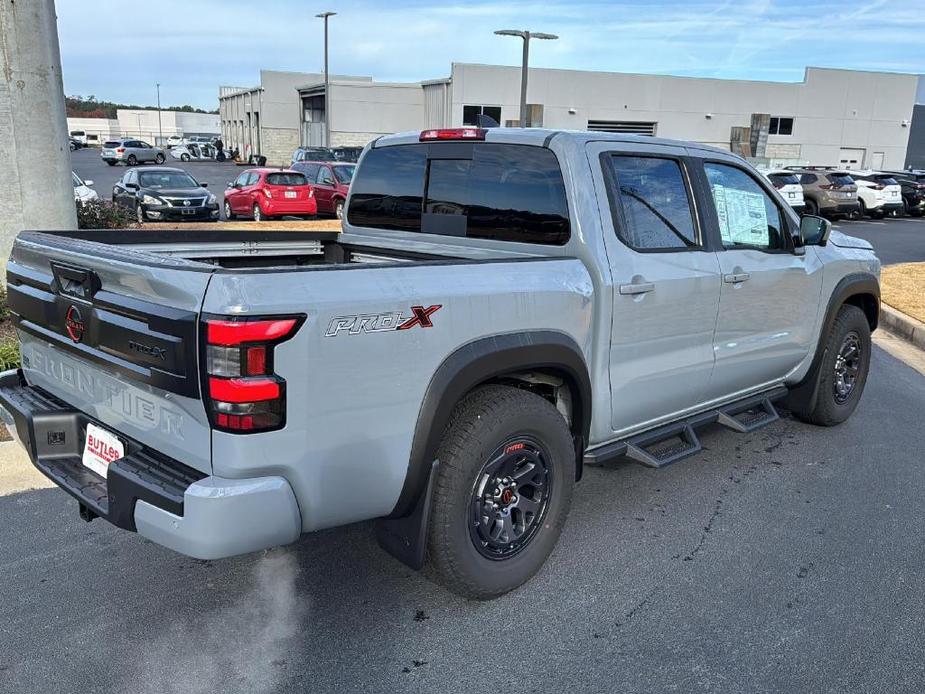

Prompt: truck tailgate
[6,232,213,474]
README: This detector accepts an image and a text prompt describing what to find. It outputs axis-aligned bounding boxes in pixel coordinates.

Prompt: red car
[290,161,356,218]
[223,168,317,221]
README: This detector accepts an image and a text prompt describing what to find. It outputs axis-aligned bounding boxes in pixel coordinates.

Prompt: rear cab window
[347,143,570,245]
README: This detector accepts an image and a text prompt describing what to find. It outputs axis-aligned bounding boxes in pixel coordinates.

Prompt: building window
[463,105,502,126]
[769,117,794,135]
[587,120,657,136]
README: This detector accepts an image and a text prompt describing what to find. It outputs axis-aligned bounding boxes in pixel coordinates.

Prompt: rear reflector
[420,128,486,141]
[209,377,280,403]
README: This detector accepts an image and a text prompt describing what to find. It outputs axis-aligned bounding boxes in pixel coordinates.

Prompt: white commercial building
[285,63,918,170]
[66,109,219,147]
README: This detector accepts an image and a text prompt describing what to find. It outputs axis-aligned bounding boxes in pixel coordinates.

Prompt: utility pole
[316,11,336,147]
[156,82,163,145]
[494,29,558,127]
[0,0,76,273]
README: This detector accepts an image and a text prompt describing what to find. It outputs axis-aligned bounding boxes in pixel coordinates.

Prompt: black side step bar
[584,386,787,469]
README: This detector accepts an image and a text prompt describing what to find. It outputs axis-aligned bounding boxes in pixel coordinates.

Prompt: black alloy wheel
[469,437,552,560]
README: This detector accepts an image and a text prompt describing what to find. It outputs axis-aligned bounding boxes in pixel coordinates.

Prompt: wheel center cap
[501,488,514,505]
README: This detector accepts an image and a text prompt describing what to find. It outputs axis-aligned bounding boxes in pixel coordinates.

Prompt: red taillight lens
[772,181,784,189]
[203,315,304,433]
[420,128,486,141]
[818,184,834,190]
[116,148,125,153]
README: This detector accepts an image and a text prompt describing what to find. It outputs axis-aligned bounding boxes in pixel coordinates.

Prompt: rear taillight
[116,147,125,153]
[771,181,784,189]
[871,183,885,190]
[308,188,314,198]
[203,315,304,433]
[818,184,834,190]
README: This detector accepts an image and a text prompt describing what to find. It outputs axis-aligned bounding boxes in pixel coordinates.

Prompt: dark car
[112,167,219,223]
[332,146,363,162]
[881,170,925,216]
[290,160,356,218]
[68,138,85,151]
[291,146,336,167]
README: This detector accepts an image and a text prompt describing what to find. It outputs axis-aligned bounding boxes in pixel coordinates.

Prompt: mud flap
[375,460,439,570]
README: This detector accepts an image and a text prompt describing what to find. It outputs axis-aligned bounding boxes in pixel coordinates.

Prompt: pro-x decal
[325,305,442,337]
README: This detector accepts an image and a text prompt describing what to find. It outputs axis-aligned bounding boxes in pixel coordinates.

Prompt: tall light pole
[316,11,336,147]
[156,82,163,145]
[494,30,558,127]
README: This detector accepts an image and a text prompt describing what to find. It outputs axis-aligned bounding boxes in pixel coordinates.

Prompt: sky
[56,0,925,110]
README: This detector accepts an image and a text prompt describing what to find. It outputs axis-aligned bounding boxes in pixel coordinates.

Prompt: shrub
[0,338,18,370]
[76,199,137,229]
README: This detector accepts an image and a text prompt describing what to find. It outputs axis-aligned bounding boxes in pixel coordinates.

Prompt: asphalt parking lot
[2,336,925,693]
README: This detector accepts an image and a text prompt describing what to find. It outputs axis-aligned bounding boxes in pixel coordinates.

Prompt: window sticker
[711,184,768,245]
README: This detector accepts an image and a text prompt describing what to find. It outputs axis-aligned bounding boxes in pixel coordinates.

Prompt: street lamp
[156,82,163,145]
[316,11,336,147]
[494,29,558,127]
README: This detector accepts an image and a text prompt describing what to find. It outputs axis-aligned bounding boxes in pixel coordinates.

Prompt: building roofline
[449,62,919,86]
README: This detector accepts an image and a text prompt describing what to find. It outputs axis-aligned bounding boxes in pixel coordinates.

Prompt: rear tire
[804,198,819,216]
[425,385,575,600]
[126,155,137,166]
[181,153,190,162]
[155,153,165,164]
[857,199,867,219]
[106,160,116,167]
[789,304,871,426]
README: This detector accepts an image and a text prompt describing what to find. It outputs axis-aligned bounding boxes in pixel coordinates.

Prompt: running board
[584,386,787,469]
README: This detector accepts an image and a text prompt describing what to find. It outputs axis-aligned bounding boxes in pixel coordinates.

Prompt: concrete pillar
[0,0,77,274]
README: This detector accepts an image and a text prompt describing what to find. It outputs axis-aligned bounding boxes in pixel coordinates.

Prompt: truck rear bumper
[0,369,301,559]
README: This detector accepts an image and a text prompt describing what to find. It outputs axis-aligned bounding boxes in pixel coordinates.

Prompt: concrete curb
[880,303,925,351]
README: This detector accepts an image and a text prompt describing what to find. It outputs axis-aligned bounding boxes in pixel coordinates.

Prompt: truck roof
[373,127,735,158]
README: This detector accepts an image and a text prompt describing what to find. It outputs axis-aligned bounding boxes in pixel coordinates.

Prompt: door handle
[619,282,655,295]
[723,273,751,284]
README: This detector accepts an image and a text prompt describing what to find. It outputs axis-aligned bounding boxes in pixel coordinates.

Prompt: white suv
[846,171,904,218]
[762,169,805,212]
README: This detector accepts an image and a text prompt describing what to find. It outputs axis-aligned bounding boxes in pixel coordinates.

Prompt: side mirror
[200,182,208,188]
[226,181,235,188]
[800,215,831,247]
[125,182,138,190]
[84,179,94,187]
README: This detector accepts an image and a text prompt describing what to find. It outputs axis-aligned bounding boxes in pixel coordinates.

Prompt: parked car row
[759,166,925,220]
[223,161,356,220]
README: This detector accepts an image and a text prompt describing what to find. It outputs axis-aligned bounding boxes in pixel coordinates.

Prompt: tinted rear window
[103,141,121,148]
[826,173,854,186]
[348,143,570,245]
[768,173,800,186]
[266,173,308,186]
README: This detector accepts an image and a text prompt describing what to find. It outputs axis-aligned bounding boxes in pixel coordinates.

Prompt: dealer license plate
[181,208,196,215]
[82,422,124,479]
[285,191,297,199]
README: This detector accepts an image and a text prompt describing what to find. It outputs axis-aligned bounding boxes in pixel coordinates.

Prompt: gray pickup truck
[1,128,880,599]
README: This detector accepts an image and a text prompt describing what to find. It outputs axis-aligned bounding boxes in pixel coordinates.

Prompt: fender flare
[789,272,879,408]
[375,331,591,569]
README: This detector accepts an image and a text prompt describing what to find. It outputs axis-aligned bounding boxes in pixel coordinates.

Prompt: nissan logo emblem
[183,199,191,206]
[65,305,85,343]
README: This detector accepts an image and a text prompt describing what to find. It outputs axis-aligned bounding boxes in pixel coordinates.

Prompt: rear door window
[604,155,699,250]
[348,143,571,244]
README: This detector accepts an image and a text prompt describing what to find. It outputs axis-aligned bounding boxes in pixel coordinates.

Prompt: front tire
[126,155,137,166]
[426,385,575,600]
[155,153,165,164]
[135,203,145,224]
[181,153,190,162]
[334,199,345,220]
[224,200,235,220]
[789,304,871,426]
[253,204,264,221]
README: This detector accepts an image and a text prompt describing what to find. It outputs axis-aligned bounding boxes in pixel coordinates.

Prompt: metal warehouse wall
[905,104,925,170]
[448,64,917,169]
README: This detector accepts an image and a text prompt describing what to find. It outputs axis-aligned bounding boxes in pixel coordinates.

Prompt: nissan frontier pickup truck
[0,127,880,599]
